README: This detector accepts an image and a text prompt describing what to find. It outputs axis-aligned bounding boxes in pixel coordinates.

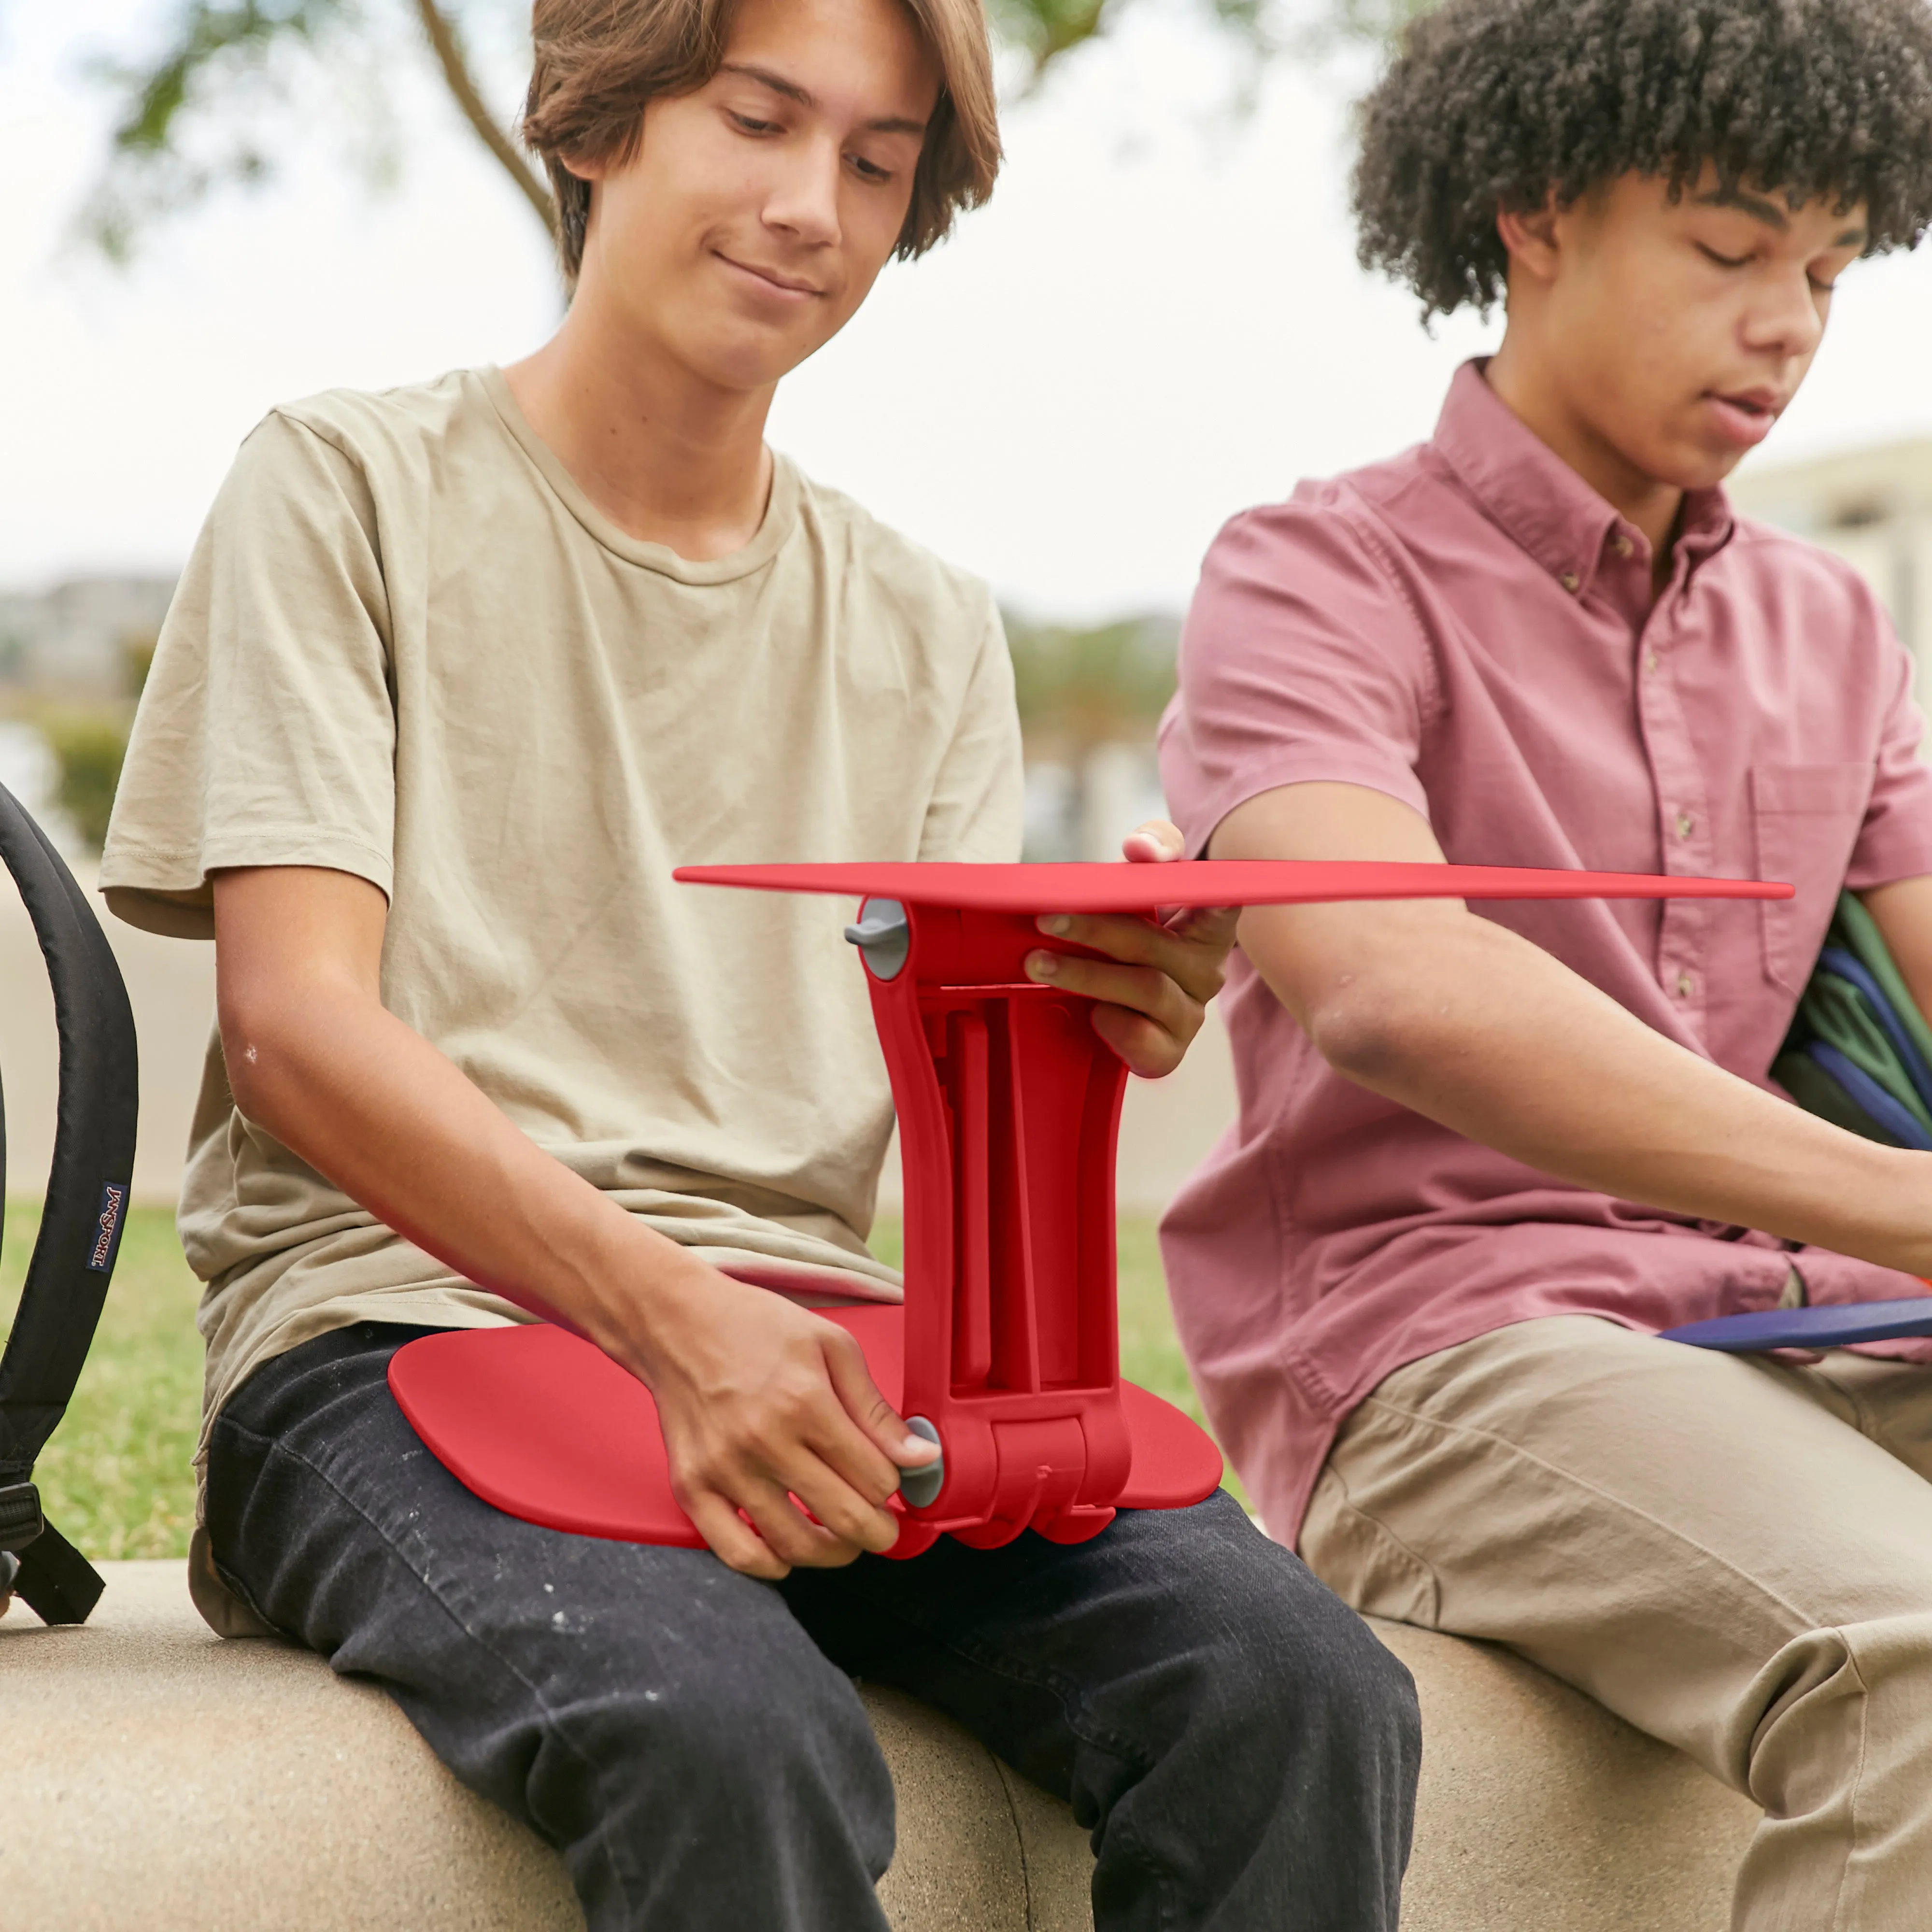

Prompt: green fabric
[1833,891,1932,1071]
[1780,891,1932,1142]
[1773,1046,1904,1147]
[1794,971,1932,1134]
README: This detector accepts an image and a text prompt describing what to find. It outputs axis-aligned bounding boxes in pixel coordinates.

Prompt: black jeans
[206,1323,1419,1932]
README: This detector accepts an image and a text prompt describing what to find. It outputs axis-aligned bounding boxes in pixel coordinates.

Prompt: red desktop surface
[673,858,1790,913]
[391,859,1791,1559]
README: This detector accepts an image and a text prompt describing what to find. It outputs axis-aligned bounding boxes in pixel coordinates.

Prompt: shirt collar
[1429,360,1734,603]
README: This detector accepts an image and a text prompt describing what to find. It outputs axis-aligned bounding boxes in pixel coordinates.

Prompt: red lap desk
[390,859,1790,1558]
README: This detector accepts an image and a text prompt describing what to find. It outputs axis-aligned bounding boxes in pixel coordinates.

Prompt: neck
[504,292,775,562]
[1484,337,1684,588]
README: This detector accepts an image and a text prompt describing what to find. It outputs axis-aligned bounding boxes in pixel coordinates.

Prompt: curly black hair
[1352,0,1932,319]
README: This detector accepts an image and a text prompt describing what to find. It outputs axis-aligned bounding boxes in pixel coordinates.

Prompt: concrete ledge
[0,1561,1088,1932]
[0,1563,1758,1930]
[1375,1621,1758,1931]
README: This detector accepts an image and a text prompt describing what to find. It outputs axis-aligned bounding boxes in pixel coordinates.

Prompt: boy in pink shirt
[1160,0,1932,1923]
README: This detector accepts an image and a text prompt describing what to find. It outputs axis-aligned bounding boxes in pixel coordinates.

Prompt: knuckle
[826,1503,877,1546]
[750,1511,809,1564]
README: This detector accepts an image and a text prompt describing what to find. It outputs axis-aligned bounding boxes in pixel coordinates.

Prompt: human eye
[1806,246,1860,295]
[1696,242,1753,269]
[847,151,894,184]
[726,109,783,136]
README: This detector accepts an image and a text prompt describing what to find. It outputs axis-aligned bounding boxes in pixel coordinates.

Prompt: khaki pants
[1300,1311,1932,1932]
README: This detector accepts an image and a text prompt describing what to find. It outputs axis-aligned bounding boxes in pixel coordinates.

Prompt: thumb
[1122,819,1184,864]
[821,1328,939,1465]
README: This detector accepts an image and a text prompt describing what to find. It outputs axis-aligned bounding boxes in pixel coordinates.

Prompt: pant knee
[588,1649,892,1832]
[534,1650,896,1932]
[1220,1573,1423,1780]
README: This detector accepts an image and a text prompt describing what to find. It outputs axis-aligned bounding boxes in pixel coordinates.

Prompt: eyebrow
[717,62,929,137]
[1693,185,1867,248]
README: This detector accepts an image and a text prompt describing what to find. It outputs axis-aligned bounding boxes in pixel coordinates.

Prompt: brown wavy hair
[524,0,1002,286]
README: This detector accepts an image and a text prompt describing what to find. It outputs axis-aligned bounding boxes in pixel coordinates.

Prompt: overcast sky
[5,0,1931,622]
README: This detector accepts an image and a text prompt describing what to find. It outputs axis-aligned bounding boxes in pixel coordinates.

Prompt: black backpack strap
[0,781,139,1624]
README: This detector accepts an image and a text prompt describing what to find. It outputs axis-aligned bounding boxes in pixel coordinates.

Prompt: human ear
[559,148,611,185]
[1496,196,1563,286]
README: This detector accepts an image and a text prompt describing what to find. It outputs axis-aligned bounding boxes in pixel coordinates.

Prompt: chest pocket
[1751,764,1874,994]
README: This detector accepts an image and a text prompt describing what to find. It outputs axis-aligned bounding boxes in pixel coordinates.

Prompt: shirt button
[1645,650,1660,672]
[1676,811,1694,838]
[1612,533,1634,559]
[1676,969,1695,998]
[1560,571,1581,594]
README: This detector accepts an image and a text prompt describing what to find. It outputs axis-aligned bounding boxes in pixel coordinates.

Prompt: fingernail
[1037,914,1070,937]
[901,1435,938,1460]
[1026,950,1059,980]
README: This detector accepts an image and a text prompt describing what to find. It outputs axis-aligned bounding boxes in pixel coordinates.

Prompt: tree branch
[410,0,556,243]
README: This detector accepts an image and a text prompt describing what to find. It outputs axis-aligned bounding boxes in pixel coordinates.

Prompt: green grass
[1,1203,204,1560]
[0,1203,1235,1567]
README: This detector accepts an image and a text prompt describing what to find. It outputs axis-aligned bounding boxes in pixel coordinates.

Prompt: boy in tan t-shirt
[82,0,1421,1924]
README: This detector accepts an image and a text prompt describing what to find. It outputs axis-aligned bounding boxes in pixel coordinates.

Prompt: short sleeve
[100,411,398,938]
[918,596,1025,864]
[1845,605,1932,893]
[1158,498,1435,857]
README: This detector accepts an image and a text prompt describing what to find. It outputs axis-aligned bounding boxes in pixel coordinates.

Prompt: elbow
[1303,978,1432,1088]
[217,984,313,1130]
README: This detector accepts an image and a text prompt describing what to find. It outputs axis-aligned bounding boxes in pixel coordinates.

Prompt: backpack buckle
[0,1480,44,1552]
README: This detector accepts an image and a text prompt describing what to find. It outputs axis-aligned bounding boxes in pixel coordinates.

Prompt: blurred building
[1731,439,1932,694]
[0,574,176,697]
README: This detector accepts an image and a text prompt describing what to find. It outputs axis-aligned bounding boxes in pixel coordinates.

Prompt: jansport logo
[87,1182,128,1273]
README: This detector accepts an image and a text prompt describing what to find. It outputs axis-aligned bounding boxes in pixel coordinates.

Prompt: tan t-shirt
[101,365,1023,1448]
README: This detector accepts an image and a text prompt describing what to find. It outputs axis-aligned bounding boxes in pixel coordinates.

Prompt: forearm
[211,864,925,1577]
[223,977,704,1378]
[1244,899,1932,1274]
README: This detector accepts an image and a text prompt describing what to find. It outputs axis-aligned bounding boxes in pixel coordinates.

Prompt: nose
[1744,262,1827,363]
[763,133,843,251]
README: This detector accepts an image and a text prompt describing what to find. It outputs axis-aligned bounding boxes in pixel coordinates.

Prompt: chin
[1618,429,1743,496]
[1672,444,1752,492]
[678,329,807,395]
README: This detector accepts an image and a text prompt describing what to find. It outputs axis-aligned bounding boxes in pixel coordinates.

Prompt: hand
[631,1264,940,1580]
[1023,818,1238,1077]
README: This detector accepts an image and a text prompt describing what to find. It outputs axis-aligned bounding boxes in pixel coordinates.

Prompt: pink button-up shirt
[1158,362,1932,1546]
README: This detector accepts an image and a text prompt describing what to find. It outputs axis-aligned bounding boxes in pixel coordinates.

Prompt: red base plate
[388,1307,1223,1552]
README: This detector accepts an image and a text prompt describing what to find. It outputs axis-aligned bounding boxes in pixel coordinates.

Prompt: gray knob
[844,898,910,981]
[898,1415,944,1509]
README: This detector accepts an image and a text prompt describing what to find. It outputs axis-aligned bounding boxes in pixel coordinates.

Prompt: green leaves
[107,1,342,156]
[82,0,359,260]
[990,0,1435,82]
[989,0,1116,73]
[77,0,547,263]
[1007,612,1179,757]
[70,0,1441,265]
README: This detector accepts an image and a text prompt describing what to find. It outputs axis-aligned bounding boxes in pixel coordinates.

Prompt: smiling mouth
[715,252,821,298]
